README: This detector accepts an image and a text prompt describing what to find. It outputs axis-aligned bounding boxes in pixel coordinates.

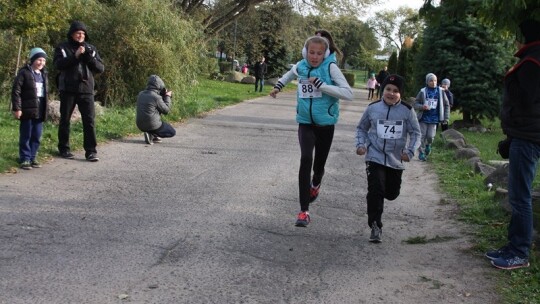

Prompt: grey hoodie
[136,75,171,132]
[356,100,421,170]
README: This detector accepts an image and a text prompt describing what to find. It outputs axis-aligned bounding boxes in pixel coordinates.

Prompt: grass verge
[429,114,540,303]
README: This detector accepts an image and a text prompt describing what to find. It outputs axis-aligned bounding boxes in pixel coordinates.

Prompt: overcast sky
[371,0,425,14]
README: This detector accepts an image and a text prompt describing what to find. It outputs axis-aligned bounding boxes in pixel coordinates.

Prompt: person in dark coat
[54,20,105,161]
[11,48,49,170]
[485,19,540,270]
[253,56,267,92]
[376,66,389,98]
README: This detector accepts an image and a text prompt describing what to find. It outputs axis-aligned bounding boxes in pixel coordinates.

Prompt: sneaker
[425,144,432,156]
[295,211,310,227]
[419,152,426,161]
[491,255,530,270]
[30,160,42,168]
[144,132,153,145]
[20,161,32,170]
[60,151,74,159]
[309,183,320,203]
[369,221,382,243]
[485,246,510,260]
[152,136,162,143]
[86,153,99,162]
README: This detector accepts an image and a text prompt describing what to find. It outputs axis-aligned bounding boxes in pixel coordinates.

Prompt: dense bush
[0,0,206,109]
[342,71,355,87]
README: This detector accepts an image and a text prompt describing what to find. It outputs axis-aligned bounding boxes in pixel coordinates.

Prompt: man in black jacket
[376,66,389,98]
[54,21,105,161]
[485,19,540,270]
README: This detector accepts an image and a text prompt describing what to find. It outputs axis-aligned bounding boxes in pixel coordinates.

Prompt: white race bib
[298,79,322,98]
[426,98,437,109]
[376,119,404,139]
[35,82,44,98]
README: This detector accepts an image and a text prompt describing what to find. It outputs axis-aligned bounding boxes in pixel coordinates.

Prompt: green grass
[429,113,540,303]
[343,69,369,89]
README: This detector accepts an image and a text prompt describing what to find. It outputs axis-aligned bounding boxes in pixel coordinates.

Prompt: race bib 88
[298,79,322,98]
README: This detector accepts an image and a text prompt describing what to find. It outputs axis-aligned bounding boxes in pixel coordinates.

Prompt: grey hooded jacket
[136,75,171,132]
[356,100,421,170]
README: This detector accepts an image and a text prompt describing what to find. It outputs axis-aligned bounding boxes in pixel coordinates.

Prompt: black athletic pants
[298,124,334,211]
[366,161,403,228]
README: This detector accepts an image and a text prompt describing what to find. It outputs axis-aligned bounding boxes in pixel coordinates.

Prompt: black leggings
[365,161,403,228]
[298,124,335,211]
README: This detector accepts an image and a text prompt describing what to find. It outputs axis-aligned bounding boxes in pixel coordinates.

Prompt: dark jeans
[507,138,540,258]
[298,124,335,211]
[58,92,97,157]
[19,119,43,162]
[148,121,176,138]
[255,77,264,92]
[365,161,403,228]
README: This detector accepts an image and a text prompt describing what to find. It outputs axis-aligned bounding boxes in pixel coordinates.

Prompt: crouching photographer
[136,75,176,145]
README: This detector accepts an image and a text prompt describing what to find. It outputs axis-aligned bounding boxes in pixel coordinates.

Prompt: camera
[79,42,93,56]
[160,88,168,98]
[85,45,93,54]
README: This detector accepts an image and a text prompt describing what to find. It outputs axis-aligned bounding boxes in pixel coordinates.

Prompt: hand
[269,89,279,98]
[401,152,410,162]
[356,147,366,155]
[75,46,85,58]
[422,105,429,110]
[165,90,172,97]
[12,110,22,120]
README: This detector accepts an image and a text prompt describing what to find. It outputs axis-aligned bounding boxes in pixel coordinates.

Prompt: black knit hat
[381,74,405,95]
[519,19,540,44]
[67,20,89,40]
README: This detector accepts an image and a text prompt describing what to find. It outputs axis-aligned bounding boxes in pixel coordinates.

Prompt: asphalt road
[0,89,498,303]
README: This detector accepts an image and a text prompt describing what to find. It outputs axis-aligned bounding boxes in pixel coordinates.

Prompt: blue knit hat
[29,47,47,64]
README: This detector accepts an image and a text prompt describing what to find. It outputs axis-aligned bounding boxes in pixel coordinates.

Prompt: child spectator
[413,73,449,161]
[366,73,378,100]
[356,74,421,242]
[440,78,454,131]
[270,36,353,227]
[11,48,49,170]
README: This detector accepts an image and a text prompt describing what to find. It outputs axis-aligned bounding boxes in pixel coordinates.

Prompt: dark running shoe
[86,153,99,162]
[485,246,510,260]
[152,136,163,143]
[295,211,310,227]
[60,151,75,159]
[309,183,321,203]
[491,255,529,270]
[31,160,42,168]
[425,144,432,156]
[369,221,382,243]
[144,132,153,145]
[20,161,32,170]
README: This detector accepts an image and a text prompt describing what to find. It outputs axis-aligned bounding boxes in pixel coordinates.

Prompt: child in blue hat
[11,47,49,170]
